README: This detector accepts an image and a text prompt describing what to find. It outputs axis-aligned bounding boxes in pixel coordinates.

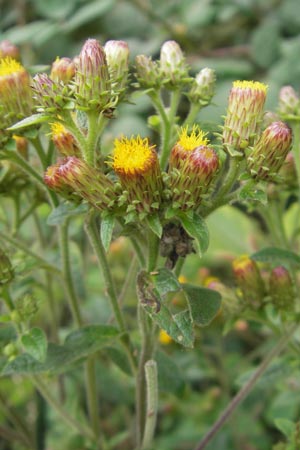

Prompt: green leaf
[146,214,162,238]
[47,203,88,226]
[143,303,193,348]
[182,284,221,327]
[252,247,300,266]
[151,268,181,297]
[63,0,115,32]
[8,114,52,130]
[156,351,185,394]
[2,325,119,376]
[21,327,47,362]
[238,184,268,205]
[251,19,280,69]
[106,346,132,376]
[179,211,209,256]
[100,215,115,252]
[274,418,296,438]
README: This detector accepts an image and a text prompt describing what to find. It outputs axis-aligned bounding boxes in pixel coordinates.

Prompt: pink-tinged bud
[0,248,14,286]
[168,126,219,210]
[50,57,75,84]
[189,68,216,105]
[0,57,32,126]
[45,157,116,210]
[160,40,188,86]
[104,40,129,92]
[50,122,81,157]
[232,255,265,308]
[223,80,268,152]
[0,40,20,61]
[247,121,292,181]
[269,266,295,312]
[135,55,161,88]
[278,86,300,116]
[112,136,163,220]
[31,73,68,112]
[74,39,111,111]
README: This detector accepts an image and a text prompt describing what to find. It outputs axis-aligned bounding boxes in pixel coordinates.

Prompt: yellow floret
[233,80,268,93]
[177,125,209,151]
[0,57,24,76]
[112,135,155,175]
[50,122,66,137]
[159,329,173,345]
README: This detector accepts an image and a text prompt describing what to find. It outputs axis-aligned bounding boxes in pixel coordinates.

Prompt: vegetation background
[1,0,300,449]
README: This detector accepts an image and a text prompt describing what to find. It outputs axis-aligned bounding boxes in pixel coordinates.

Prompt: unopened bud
[104,40,129,92]
[189,68,216,105]
[278,86,300,116]
[135,55,161,88]
[232,255,265,308]
[269,266,295,312]
[32,73,68,112]
[50,122,81,157]
[223,80,268,152]
[160,40,188,86]
[50,57,75,84]
[0,40,20,61]
[13,135,28,159]
[74,38,111,111]
[247,121,292,181]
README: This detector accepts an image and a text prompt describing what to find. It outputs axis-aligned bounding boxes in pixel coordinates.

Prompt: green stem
[60,112,87,156]
[291,123,300,191]
[141,360,158,450]
[58,220,83,327]
[147,230,159,272]
[30,136,48,169]
[85,357,101,444]
[160,89,181,170]
[32,376,93,440]
[85,112,101,165]
[130,237,146,267]
[193,323,298,450]
[174,256,185,278]
[85,213,137,374]
[182,102,201,128]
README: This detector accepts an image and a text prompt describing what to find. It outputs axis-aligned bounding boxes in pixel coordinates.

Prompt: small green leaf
[252,247,300,266]
[179,212,209,256]
[47,203,88,226]
[100,215,115,251]
[2,325,119,375]
[156,351,185,394]
[182,284,221,326]
[274,418,296,438]
[21,327,47,362]
[8,114,52,130]
[151,268,181,297]
[146,214,162,238]
[238,184,268,205]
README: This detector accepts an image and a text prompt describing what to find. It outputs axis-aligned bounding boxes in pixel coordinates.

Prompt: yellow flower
[177,125,209,151]
[50,122,80,157]
[159,329,173,345]
[112,136,156,176]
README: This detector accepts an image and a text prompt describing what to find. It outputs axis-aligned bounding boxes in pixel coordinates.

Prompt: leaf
[151,268,181,297]
[2,325,119,376]
[236,359,290,389]
[106,346,132,376]
[143,303,194,348]
[21,327,47,362]
[238,184,268,205]
[274,418,296,438]
[179,211,209,256]
[8,114,52,131]
[252,247,300,267]
[146,214,162,238]
[251,19,280,69]
[156,351,185,394]
[47,203,88,226]
[182,284,221,327]
[63,0,115,32]
[100,215,115,252]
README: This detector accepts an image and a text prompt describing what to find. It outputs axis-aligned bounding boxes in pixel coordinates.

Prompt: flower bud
[247,121,292,181]
[278,86,300,116]
[189,68,216,105]
[0,40,20,61]
[45,157,116,210]
[232,255,265,308]
[74,38,111,111]
[135,55,161,88]
[0,57,32,126]
[222,80,268,152]
[50,57,75,84]
[112,136,163,220]
[50,122,81,157]
[0,249,14,286]
[168,126,219,210]
[104,40,129,92]
[13,135,28,159]
[31,73,68,112]
[160,40,188,85]
[269,266,295,312]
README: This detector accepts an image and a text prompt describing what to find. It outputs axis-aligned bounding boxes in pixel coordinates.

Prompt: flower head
[160,40,188,86]
[112,136,163,219]
[189,68,216,105]
[74,39,111,111]
[50,122,81,157]
[247,121,292,181]
[222,80,268,152]
[50,57,75,84]
[232,255,265,308]
[135,55,161,88]
[104,40,129,93]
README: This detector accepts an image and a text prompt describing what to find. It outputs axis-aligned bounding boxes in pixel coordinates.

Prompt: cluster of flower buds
[247,121,293,181]
[167,126,219,211]
[222,80,268,153]
[44,156,117,210]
